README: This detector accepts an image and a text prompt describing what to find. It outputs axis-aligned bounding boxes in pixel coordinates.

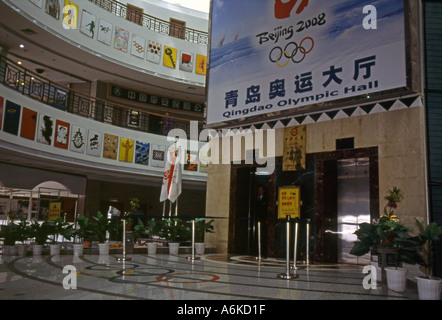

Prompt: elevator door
[337,158,371,264]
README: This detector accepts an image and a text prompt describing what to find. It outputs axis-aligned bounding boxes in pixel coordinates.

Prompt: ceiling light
[17,61,22,65]
[19,44,24,48]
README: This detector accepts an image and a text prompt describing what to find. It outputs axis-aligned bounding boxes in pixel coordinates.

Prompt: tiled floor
[0,252,421,301]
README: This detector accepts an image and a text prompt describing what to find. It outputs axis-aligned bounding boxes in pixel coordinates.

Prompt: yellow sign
[283,125,306,171]
[278,186,301,219]
[48,202,61,221]
[163,46,177,69]
[63,0,79,29]
[119,138,134,162]
[195,54,207,75]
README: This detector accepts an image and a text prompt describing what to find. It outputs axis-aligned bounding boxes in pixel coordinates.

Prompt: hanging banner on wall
[3,100,21,136]
[70,125,86,153]
[283,125,306,171]
[54,119,70,149]
[62,0,78,30]
[20,107,37,141]
[103,133,119,160]
[119,138,134,163]
[206,0,407,125]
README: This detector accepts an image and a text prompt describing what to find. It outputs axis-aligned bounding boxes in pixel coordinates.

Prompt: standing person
[255,185,269,257]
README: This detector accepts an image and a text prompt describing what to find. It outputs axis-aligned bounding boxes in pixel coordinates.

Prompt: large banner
[206,0,406,125]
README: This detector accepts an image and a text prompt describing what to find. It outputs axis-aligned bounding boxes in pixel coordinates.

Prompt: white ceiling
[0,1,207,188]
[0,1,207,103]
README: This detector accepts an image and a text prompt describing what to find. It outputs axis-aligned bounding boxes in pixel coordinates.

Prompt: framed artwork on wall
[114,26,130,52]
[45,0,60,20]
[80,10,96,38]
[97,19,113,45]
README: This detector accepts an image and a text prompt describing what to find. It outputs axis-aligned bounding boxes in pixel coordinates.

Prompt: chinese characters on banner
[283,125,306,171]
[207,0,406,125]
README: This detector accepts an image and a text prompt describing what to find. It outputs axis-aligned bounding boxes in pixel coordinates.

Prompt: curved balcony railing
[88,0,209,45]
[0,55,204,137]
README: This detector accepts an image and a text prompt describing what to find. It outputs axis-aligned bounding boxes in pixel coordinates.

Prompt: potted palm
[92,211,110,255]
[192,218,214,255]
[414,218,442,300]
[164,218,190,255]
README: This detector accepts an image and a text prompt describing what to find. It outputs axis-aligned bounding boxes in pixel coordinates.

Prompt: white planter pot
[49,244,61,256]
[168,242,180,255]
[3,245,16,256]
[32,244,44,256]
[15,244,29,256]
[195,242,205,255]
[73,243,84,256]
[98,243,109,255]
[147,242,157,255]
[370,261,382,282]
[416,276,442,300]
[385,267,408,292]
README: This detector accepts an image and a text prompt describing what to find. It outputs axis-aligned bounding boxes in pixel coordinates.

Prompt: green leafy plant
[29,220,55,245]
[415,218,442,279]
[51,217,74,243]
[384,219,421,269]
[164,218,190,243]
[350,186,409,258]
[74,215,95,243]
[191,218,215,243]
[16,218,31,244]
[133,218,165,241]
[0,223,19,246]
[91,211,109,243]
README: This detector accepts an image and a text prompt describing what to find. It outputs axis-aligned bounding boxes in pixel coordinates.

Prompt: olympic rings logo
[269,37,314,68]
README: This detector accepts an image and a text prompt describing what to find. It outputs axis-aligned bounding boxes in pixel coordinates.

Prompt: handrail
[0,55,204,137]
[88,0,209,45]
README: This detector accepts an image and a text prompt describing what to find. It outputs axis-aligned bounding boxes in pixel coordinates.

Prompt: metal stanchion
[187,219,200,261]
[256,220,262,262]
[306,218,310,266]
[278,216,299,280]
[291,218,299,270]
[117,219,132,261]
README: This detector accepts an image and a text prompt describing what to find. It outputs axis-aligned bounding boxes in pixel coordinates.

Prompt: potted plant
[15,218,31,256]
[91,211,110,255]
[29,220,55,255]
[73,215,94,256]
[383,219,420,292]
[49,217,74,255]
[124,197,140,231]
[191,218,214,255]
[0,221,18,256]
[414,218,442,300]
[164,218,190,255]
[134,218,165,255]
[350,187,406,276]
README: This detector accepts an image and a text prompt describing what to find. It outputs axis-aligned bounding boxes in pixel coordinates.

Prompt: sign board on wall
[48,202,61,221]
[206,0,406,125]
